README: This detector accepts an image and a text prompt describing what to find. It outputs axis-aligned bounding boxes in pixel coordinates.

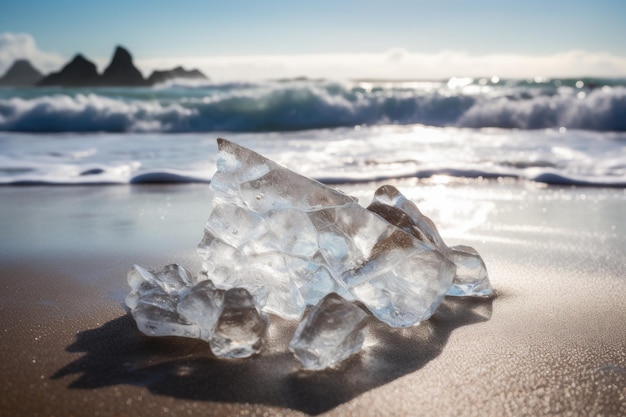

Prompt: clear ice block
[367,184,493,297]
[289,293,368,370]
[126,139,495,370]
[177,279,224,341]
[198,139,456,327]
[446,245,493,297]
[126,264,268,357]
[126,264,199,338]
[209,288,269,358]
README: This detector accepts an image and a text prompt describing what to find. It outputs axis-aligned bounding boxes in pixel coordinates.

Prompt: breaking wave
[1,79,626,132]
[4,166,625,188]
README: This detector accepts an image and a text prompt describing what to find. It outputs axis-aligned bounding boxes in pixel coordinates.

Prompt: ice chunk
[198,139,456,327]
[177,280,224,341]
[446,245,493,297]
[126,264,268,358]
[289,293,368,370]
[210,288,269,358]
[126,264,193,310]
[126,264,199,338]
[131,303,200,339]
[367,185,494,297]
[366,185,447,251]
[125,139,495,369]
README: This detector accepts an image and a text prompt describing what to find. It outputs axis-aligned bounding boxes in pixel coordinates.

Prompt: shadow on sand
[53,297,493,415]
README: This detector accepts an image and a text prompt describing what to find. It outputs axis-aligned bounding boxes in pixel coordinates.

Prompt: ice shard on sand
[367,184,493,297]
[126,138,493,369]
[126,264,268,358]
[198,138,457,328]
[289,293,369,370]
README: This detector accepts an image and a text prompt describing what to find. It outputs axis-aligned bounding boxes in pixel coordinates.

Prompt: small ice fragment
[367,184,446,251]
[131,303,200,339]
[289,293,368,370]
[126,264,200,338]
[177,280,224,341]
[126,264,269,358]
[367,185,493,297]
[446,245,493,297]
[209,288,269,358]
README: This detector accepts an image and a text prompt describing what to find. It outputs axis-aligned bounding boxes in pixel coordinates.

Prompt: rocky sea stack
[99,46,148,86]
[0,45,209,88]
[147,66,207,85]
[0,59,43,86]
[38,54,99,87]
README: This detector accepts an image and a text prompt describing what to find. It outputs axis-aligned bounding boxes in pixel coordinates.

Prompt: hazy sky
[1,0,626,79]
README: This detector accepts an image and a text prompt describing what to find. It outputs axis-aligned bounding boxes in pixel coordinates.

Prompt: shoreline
[1,180,625,416]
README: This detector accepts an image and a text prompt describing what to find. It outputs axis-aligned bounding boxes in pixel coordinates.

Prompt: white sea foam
[1,124,624,187]
[458,87,626,131]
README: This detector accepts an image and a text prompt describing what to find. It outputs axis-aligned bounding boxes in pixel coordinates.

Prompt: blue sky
[1,0,626,79]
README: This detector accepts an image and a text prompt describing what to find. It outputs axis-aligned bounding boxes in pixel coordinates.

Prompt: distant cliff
[99,46,148,86]
[147,66,207,85]
[0,59,43,86]
[0,45,208,88]
[38,54,99,87]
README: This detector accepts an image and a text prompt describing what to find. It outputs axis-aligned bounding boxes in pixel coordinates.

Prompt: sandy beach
[1,180,625,416]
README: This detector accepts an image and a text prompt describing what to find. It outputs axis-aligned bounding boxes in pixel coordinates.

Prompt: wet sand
[1,180,625,416]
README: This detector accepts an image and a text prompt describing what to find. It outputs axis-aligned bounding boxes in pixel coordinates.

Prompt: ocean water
[0,77,625,186]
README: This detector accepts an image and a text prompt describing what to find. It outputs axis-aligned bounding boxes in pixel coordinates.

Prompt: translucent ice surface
[126,264,268,358]
[126,264,200,338]
[198,139,456,327]
[210,288,269,358]
[367,185,493,297]
[446,245,493,297]
[289,293,368,370]
[177,280,224,341]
